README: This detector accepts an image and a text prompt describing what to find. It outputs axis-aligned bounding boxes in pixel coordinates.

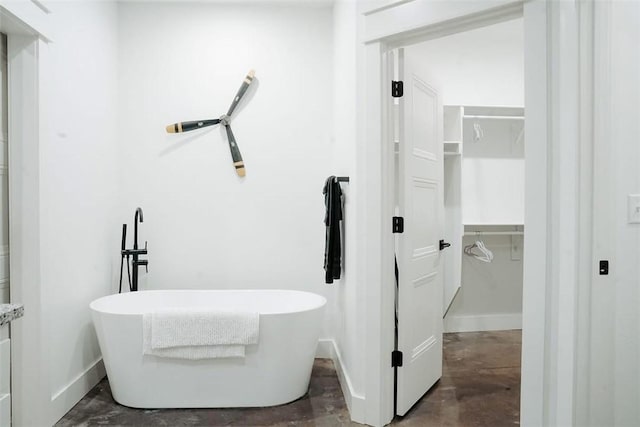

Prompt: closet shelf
[462,105,524,118]
[463,224,524,236]
[464,230,524,236]
[444,140,462,155]
[463,115,524,121]
[464,223,524,226]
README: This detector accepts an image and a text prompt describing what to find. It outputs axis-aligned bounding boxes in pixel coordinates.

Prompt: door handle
[439,240,451,251]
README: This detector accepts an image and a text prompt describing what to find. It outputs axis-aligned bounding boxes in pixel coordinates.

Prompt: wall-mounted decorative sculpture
[165,70,256,177]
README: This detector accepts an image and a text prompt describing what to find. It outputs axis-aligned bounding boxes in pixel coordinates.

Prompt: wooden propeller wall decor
[166,69,256,177]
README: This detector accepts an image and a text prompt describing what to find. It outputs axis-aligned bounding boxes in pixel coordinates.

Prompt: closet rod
[463,115,524,120]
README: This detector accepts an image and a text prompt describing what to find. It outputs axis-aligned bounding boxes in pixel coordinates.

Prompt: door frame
[0,6,50,425]
[359,1,594,426]
[7,34,49,426]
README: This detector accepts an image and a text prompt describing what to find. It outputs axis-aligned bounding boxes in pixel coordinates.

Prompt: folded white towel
[142,310,259,360]
[142,316,246,359]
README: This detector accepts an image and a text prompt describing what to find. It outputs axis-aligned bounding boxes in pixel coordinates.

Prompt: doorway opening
[390,17,525,423]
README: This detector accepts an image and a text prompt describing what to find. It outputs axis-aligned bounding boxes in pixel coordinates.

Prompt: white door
[395,47,444,416]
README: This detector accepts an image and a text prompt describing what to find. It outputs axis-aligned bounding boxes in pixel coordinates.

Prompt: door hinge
[392,350,403,367]
[392,216,404,233]
[392,81,403,98]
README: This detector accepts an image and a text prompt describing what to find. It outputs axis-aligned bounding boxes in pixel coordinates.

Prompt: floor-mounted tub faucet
[120,207,148,292]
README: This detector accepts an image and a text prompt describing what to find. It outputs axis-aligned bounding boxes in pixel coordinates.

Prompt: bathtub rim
[90,289,327,316]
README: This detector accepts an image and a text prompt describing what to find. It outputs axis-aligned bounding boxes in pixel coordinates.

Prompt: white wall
[38,1,119,423]
[329,0,365,416]
[117,3,335,335]
[588,1,640,425]
[461,117,525,225]
[407,18,524,107]
[608,3,640,420]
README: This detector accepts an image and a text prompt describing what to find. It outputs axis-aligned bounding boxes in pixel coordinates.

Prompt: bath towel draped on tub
[143,310,259,359]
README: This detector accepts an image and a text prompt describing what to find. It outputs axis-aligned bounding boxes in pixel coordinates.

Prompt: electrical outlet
[628,194,640,224]
[511,235,523,261]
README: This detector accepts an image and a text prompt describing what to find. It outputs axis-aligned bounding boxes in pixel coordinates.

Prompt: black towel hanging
[323,176,344,284]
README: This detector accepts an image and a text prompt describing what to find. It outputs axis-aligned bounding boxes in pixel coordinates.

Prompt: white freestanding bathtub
[90,290,326,408]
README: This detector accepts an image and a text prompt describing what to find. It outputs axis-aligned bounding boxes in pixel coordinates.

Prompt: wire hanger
[464,233,494,263]
[473,120,484,142]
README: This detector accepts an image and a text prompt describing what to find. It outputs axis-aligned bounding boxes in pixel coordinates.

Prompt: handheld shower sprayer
[121,224,127,252]
[119,224,129,293]
[119,207,148,293]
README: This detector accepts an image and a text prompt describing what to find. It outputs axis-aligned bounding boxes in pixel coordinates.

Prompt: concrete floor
[57,331,521,426]
[393,330,521,426]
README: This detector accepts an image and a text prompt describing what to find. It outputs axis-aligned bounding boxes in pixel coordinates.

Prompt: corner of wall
[317,339,366,424]
[49,359,105,423]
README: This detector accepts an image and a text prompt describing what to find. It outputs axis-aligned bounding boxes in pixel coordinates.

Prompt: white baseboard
[444,313,522,333]
[316,339,366,424]
[49,358,106,425]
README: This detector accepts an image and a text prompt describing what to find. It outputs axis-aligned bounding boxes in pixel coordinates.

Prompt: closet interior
[442,105,525,332]
[400,17,526,335]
